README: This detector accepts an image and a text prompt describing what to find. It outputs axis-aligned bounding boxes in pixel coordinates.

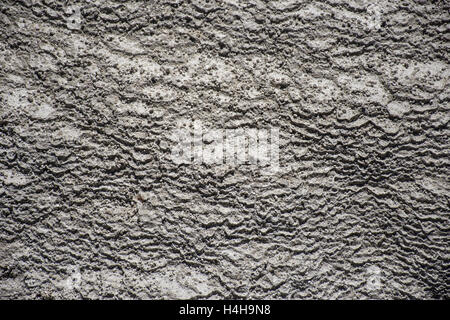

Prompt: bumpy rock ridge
[0,0,449,299]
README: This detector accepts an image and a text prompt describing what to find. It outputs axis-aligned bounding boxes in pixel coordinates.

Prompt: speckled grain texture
[0,0,449,299]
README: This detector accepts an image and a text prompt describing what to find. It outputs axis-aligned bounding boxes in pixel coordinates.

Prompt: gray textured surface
[0,0,449,299]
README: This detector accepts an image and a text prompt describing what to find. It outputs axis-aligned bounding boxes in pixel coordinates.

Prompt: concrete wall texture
[0,0,448,299]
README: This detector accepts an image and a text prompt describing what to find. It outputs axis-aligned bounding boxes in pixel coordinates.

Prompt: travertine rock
[0,0,448,299]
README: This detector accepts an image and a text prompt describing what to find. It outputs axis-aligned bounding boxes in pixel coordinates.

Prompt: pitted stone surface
[0,0,449,299]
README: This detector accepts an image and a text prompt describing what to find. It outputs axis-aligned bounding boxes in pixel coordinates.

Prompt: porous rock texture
[0,0,449,299]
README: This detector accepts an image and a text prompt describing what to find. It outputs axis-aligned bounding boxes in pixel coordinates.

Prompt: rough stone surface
[0,0,449,299]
